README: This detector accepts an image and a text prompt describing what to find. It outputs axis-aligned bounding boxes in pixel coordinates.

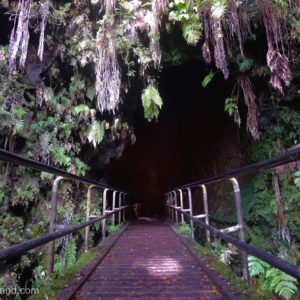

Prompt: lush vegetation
[0,0,300,298]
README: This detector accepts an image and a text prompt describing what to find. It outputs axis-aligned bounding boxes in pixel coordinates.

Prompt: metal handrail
[0,149,124,191]
[167,206,300,279]
[0,206,128,262]
[166,149,300,281]
[0,149,129,269]
[172,147,300,190]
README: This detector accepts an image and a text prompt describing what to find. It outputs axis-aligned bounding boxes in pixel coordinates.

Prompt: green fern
[74,104,90,115]
[87,121,105,148]
[266,268,297,300]
[294,168,300,188]
[177,222,192,236]
[182,21,202,45]
[224,97,238,117]
[107,224,121,234]
[50,146,71,167]
[248,255,298,299]
[65,238,77,267]
[248,255,269,276]
[202,71,214,88]
[239,58,254,72]
[54,257,65,275]
[141,84,163,121]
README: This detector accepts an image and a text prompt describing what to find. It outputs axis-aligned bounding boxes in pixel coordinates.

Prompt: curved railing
[0,149,129,275]
[165,148,300,281]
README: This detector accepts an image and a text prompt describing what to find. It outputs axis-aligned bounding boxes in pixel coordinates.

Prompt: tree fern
[65,238,77,267]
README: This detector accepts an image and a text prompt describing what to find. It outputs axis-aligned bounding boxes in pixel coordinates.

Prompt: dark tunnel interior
[106,60,249,216]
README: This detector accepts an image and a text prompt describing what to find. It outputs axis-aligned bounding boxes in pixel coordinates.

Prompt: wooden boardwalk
[77,220,234,299]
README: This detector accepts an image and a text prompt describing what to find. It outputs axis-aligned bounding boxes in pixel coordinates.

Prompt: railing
[0,149,129,275]
[165,147,300,282]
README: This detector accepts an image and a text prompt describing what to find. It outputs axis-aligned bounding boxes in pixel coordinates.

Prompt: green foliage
[266,268,297,300]
[65,239,77,267]
[224,97,238,116]
[141,84,163,121]
[168,0,202,45]
[69,79,84,94]
[50,146,71,167]
[29,249,98,300]
[176,221,192,236]
[248,255,270,276]
[182,21,202,46]
[248,256,298,300]
[74,104,90,115]
[75,158,89,176]
[86,87,95,101]
[294,168,300,189]
[87,121,105,148]
[202,71,214,88]
[239,58,254,72]
[107,224,122,234]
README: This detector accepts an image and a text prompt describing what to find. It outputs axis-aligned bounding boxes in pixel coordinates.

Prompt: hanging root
[237,75,260,140]
[201,13,212,64]
[102,0,117,14]
[227,0,244,56]
[258,0,291,94]
[8,0,32,74]
[95,28,121,113]
[267,48,291,95]
[211,2,229,79]
[37,0,50,62]
[149,0,168,68]
[212,17,228,79]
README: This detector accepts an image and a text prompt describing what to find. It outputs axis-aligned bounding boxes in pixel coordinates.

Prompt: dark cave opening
[106,60,249,216]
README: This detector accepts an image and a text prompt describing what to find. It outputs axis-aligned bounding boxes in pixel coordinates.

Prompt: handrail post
[167,193,173,221]
[47,176,65,276]
[178,189,184,223]
[118,192,123,224]
[112,191,117,226]
[229,177,249,283]
[187,188,194,240]
[165,193,169,219]
[173,191,178,223]
[102,188,109,240]
[172,192,176,222]
[201,184,210,244]
[172,191,178,223]
[84,185,97,252]
[123,193,127,222]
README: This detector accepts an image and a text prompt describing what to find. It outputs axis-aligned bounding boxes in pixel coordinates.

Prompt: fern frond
[248,255,269,277]
[65,239,77,267]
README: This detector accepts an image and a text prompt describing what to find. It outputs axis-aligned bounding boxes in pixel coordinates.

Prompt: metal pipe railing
[166,206,300,279]
[174,147,300,190]
[0,149,128,273]
[0,207,128,262]
[47,176,68,274]
[165,149,300,281]
[0,149,123,191]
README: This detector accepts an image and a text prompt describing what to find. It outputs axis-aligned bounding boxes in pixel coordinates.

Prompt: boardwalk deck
[77,220,233,299]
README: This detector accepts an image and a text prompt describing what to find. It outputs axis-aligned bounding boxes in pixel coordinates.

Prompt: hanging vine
[95,22,121,113]
[8,0,32,74]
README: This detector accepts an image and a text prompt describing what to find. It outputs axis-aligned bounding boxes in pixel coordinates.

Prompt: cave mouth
[107,59,248,216]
